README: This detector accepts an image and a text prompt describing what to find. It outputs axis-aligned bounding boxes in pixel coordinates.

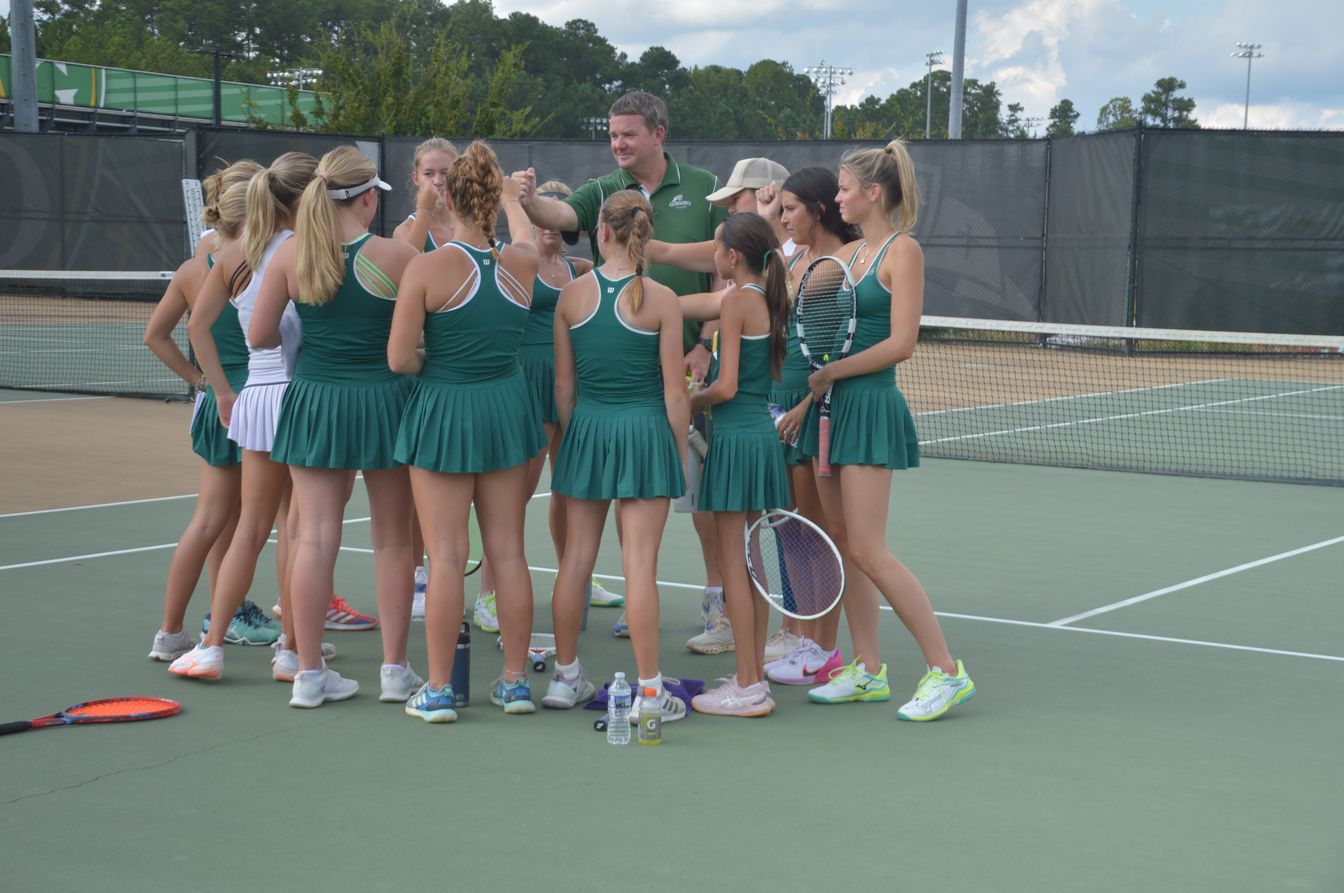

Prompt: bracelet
[196,374,207,391]
[695,338,713,351]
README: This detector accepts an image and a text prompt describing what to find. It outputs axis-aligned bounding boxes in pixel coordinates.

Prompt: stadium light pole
[190,46,243,127]
[1230,42,1263,130]
[924,51,944,139]
[267,68,324,90]
[804,61,853,139]
[9,0,39,132]
[582,116,607,140]
[948,0,968,139]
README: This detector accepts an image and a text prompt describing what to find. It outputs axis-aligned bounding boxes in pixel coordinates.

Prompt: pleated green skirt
[798,378,920,470]
[518,353,558,425]
[190,365,248,468]
[395,372,546,474]
[698,426,791,512]
[271,375,413,470]
[552,405,685,501]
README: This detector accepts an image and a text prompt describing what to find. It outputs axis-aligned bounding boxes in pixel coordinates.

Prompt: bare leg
[280,493,298,647]
[160,463,240,634]
[365,466,414,666]
[553,498,609,665]
[475,465,534,681]
[288,467,348,672]
[201,450,290,649]
[715,511,766,684]
[838,465,954,673]
[409,469,473,688]
[794,463,842,651]
[617,497,671,680]
[692,509,722,588]
[811,462,883,670]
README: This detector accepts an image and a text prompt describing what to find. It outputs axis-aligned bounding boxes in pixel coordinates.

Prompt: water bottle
[450,621,470,707]
[606,673,631,745]
[637,687,662,746]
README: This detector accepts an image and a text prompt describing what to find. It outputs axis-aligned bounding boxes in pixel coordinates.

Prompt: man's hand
[511,168,537,208]
[684,344,711,383]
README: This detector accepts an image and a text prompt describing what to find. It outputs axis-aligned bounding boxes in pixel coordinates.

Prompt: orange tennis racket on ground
[0,697,181,736]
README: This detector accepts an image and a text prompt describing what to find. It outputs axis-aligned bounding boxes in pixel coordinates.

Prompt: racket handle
[817,417,832,478]
[0,720,34,736]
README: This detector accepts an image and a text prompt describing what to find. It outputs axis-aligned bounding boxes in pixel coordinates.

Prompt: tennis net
[902,317,1344,486]
[0,270,189,399]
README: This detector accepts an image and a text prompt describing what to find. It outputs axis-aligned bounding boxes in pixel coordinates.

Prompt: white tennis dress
[228,230,302,452]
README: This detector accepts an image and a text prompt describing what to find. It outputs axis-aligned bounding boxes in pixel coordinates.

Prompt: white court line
[914,378,1227,418]
[1048,534,1344,627]
[919,383,1344,447]
[0,492,198,519]
[0,395,112,406]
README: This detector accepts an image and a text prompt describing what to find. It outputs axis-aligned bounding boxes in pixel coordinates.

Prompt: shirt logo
[668,194,692,209]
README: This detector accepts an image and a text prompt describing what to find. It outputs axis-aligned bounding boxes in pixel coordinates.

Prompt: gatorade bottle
[638,687,662,746]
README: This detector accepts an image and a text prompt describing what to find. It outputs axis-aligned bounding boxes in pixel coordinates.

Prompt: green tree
[1003,102,1027,138]
[742,59,822,139]
[471,44,542,138]
[1047,98,1079,137]
[1141,76,1197,128]
[1096,96,1139,131]
[1,17,11,54]
[831,70,1003,140]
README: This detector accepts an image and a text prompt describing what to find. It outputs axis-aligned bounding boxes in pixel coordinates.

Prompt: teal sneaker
[405,683,458,723]
[806,659,891,704]
[896,660,975,721]
[203,601,280,646]
[489,675,535,714]
[473,591,499,633]
[587,577,624,608]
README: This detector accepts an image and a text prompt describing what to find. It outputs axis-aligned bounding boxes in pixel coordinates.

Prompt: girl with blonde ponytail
[196,160,261,258]
[390,140,546,721]
[144,171,253,663]
[798,139,975,721]
[544,190,690,721]
[174,150,327,683]
[685,211,792,717]
[250,145,422,707]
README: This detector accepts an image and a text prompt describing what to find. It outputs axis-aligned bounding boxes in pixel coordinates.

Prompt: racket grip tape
[817,417,832,477]
[0,720,35,736]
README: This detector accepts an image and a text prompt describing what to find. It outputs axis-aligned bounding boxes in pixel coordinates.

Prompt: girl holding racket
[391,141,546,721]
[800,141,974,721]
[544,191,689,723]
[687,212,791,717]
[252,146,421,708]
[393,137,458,253]
[755,166,856,686]
[145,168,255,662]
[173,152,319,681]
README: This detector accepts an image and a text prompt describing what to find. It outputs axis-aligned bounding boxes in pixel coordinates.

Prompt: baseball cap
[705,158,790,207]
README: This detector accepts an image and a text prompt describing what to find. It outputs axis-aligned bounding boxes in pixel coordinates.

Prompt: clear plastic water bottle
[637,687,662,746]
[607,673,631,746]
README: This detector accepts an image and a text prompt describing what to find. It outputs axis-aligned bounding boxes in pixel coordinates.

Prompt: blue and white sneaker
[489,676,536,714]
[405,683,458,723]
[612,610,630,638]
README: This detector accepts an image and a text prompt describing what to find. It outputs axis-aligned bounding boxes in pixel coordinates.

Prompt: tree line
[7,0,1198,138]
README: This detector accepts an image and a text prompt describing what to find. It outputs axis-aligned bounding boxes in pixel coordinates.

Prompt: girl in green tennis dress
[251,146,422,708]
[799,141,975,722]
[391,141,546,721]
[687,212,791,718]
[544,191,690,723]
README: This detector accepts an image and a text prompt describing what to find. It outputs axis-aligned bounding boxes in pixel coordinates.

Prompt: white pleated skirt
[228,381,289,453]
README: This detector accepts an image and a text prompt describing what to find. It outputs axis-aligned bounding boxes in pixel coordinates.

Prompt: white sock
[381,662,407,673]
[638,673,663,696]
[704,586,723,596]
[556,659,581,679]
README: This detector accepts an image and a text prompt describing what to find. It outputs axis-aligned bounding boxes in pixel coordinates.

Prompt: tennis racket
[464,505,483,577]
[795,256,857,477]
[745,509,844,620]
[0,697,181,737]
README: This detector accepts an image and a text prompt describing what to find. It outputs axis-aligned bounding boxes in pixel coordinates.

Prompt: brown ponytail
[445,141,504,259]
[719,212,790,379]
[598,191,655,312]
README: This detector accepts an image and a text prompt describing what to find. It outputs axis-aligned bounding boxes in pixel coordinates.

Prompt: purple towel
[585,677,705,712]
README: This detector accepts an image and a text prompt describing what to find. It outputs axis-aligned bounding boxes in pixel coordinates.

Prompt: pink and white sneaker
[691,675,775,717]
[168,644,223,680]
[767,638,845,686]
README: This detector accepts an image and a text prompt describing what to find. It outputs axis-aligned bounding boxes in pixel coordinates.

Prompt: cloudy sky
[5,0,1339,130]
[494,0,1342,131]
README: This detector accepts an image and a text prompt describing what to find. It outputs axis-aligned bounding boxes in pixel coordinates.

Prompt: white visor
[328,176,392,200]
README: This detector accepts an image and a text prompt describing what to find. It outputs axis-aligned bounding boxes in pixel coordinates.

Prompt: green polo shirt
[566,152,729,351]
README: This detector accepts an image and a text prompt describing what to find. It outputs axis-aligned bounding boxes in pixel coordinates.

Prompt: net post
[1038,136,1052,323]
[1124,126,1144,333]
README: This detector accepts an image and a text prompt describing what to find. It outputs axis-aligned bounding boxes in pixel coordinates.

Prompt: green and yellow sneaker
[896,660,975,721]
[806,658,891,704]
[472,591,499,633]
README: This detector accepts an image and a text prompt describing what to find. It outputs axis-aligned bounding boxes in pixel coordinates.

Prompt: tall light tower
[267,68,324,90]
[805,61,853,139]
[924,51,945,139]
[1230,42,1263,130]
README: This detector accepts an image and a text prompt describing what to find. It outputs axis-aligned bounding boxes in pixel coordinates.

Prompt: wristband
[695,338,713,351]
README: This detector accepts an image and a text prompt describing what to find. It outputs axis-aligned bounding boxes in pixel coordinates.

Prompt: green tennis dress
[768,253,812,466]
[190,255,248,468]
[394,243,546,473]
[799,234,920,470]
[270,234,413,470]
[551,271,685,500]
[699,286,791,512]
[516,257,576,425]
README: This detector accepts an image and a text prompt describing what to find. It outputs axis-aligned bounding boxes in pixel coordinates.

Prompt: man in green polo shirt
[513,90,728,376]
[513,91,731,652]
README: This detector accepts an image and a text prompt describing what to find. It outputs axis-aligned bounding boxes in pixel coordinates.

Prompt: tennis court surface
[2,389,1340,892]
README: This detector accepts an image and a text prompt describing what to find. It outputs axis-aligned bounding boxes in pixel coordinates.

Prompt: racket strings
[747,516,844,619]
[64,697,180,720]
[797,263,854,363]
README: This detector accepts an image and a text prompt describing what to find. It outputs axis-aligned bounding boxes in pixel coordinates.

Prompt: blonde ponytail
[295,147,378,306]
[598,191,654,312]
[243,152,317,272]
[840,139,919,232]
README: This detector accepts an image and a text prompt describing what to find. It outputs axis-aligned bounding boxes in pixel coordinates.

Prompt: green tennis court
[3,391,1340,891]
